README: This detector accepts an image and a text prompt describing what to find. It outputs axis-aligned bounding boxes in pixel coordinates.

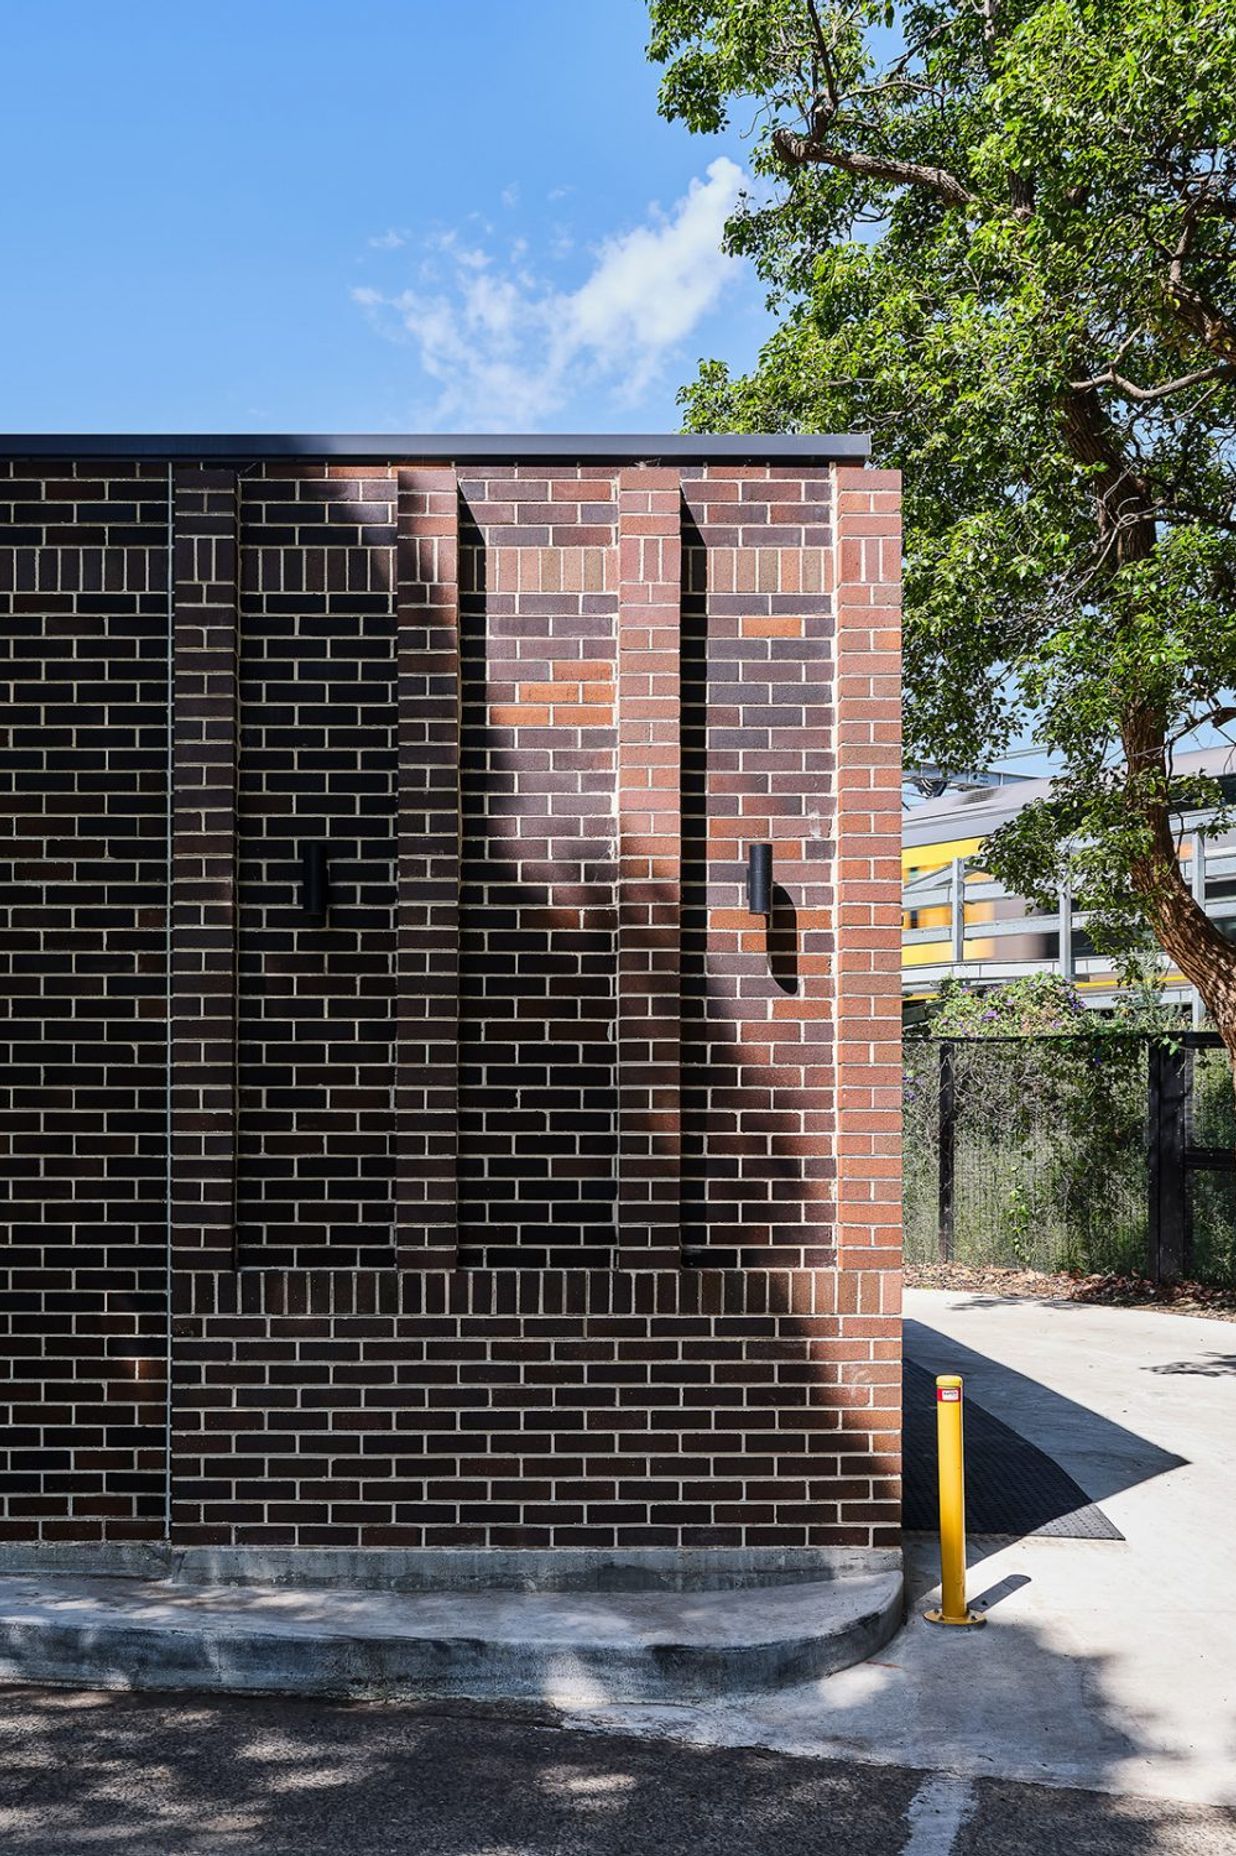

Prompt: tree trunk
[1122,701,1236,1076]
[1056,384,1236,1079]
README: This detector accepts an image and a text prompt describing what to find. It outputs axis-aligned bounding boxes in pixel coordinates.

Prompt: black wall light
[747,842,773,916]
[301,843,331,923]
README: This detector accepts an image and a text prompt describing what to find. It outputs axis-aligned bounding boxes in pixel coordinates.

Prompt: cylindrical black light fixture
[301,842,330,923]
[747,841,773,916]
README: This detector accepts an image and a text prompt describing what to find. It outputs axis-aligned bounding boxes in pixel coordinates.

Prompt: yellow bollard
[924,1373,985,1628]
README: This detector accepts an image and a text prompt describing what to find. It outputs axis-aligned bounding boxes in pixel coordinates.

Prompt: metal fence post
[1148,1041,1188,1284]
[1058,879,1074,983]
[938,1040,956,1262]
[950,858,965,966]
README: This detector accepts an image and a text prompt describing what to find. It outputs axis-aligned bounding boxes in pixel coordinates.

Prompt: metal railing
[903,826,1236,1015]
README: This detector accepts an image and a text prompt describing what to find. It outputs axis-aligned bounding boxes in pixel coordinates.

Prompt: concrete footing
[0,1542,897,1592]
[0,1549,903,1704]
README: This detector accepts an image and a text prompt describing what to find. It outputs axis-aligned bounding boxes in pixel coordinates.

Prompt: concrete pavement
[560,1291,1236,1809]
[0,1686,1232,1855]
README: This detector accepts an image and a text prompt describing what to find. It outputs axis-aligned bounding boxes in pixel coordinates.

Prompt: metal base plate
[923,1606,987,1629]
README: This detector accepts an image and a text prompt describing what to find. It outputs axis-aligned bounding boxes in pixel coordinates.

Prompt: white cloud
[368,228,406,251]
[352,157,748,430]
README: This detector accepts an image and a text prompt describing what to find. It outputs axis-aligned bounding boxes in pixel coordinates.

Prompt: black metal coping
[0,432,871,464]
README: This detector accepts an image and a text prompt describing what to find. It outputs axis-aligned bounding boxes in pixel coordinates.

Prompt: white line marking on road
[900,1774,977,1856]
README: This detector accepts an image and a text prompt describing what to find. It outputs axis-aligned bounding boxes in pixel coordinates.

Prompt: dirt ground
[904,1261,1236,1321]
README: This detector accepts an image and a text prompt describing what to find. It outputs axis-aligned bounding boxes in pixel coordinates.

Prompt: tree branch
[772,117,977,207]
[1166,204,1236,364]
[1167,703,1236,745]
[1059,386,1157,574]
[1070,361,1236,403]
[803,0,831,72]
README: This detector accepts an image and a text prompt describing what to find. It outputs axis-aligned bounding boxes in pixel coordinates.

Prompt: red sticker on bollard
[937,1386,961,1401]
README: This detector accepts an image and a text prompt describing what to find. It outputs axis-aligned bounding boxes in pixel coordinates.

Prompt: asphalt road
[0,1688,1231,1856]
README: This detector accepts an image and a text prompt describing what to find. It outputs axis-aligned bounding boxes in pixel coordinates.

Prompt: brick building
[0,434,901,1581]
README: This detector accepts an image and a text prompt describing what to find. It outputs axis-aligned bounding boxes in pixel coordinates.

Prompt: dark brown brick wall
[0,462,169,1543]
[1,449,902,1554]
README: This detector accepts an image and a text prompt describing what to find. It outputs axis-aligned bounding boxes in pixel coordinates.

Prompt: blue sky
[0,1,769,433]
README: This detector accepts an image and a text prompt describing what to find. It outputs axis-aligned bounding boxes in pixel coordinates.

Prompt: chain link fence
[904,1033,1236,1286]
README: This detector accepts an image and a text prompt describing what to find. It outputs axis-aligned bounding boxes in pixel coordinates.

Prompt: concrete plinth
[0,1559,903,1704]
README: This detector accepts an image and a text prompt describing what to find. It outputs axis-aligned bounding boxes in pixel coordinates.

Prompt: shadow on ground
[902,1358,1123,1538]
[1146,1353,1236,1376]
[0,1683,1232,1855]
[903,1318,1187,1514]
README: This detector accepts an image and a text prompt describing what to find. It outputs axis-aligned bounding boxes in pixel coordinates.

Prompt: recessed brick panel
[680,469,836,1269]
[455,471,619,1269]
[234,466,399,1269]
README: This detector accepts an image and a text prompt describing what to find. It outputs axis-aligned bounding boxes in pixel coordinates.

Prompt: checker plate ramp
[903,1359,1123,1539]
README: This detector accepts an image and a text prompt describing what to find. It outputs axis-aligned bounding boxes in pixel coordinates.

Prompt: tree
[647,0,1236,1069]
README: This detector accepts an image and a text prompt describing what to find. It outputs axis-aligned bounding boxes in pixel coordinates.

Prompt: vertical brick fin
[0,460,169,1543]
[616,469,682,1268]
[831,463,903,1537]
[396,467,460,1268]
[171,464,239,1279]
